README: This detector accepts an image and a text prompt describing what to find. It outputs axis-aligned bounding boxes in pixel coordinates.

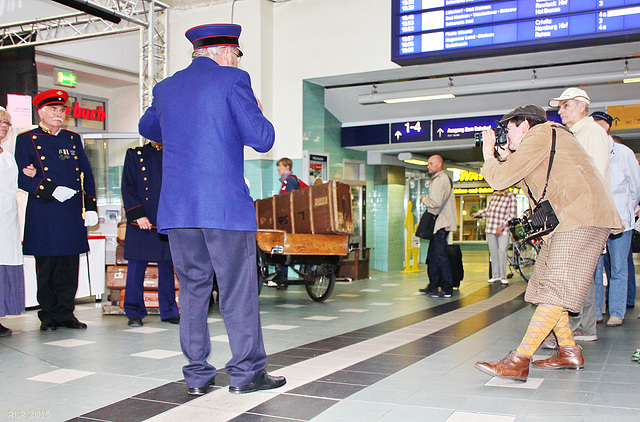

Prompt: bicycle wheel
[305,264,336,302]
[517,240,538,282]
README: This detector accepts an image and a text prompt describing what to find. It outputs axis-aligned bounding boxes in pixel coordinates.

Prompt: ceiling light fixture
[383,93,455,104]
[359,69,640,105]
[398,152,429,166]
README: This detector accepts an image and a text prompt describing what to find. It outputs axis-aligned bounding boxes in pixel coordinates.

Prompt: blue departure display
[392,0,640,65]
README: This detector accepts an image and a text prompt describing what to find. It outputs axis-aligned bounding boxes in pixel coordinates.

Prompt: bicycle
[506,222,540,282]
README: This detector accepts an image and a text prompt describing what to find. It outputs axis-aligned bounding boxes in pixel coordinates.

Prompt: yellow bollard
[401,202,423,273]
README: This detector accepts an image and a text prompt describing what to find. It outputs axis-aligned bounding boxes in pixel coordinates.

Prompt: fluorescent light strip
[383,93,455,104]
[623,77,640,83]
[403,158,429,165]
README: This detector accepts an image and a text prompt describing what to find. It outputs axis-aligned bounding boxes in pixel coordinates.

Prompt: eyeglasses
[0,120,11,127]
[231,48,243,61]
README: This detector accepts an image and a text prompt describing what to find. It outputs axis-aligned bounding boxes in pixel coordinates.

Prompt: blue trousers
[123,259,179,320]
[426,229,453,295]
[168,228,267,389]
[595,230,632,319]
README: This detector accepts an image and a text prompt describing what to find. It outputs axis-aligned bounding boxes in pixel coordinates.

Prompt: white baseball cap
[548,87,591,108]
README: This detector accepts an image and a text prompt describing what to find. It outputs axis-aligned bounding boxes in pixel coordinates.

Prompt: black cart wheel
[256,245,268,295]
[305,264,336,302]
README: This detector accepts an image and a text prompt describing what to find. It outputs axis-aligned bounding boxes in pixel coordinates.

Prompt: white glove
[52,186,77,202]
[84,211,99,227]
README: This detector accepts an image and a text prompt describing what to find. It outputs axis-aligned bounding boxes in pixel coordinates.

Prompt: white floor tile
[28,369,95,384]
[304,316,338,321]
[446,411,515,422]
[337,294,360,297]
[44,339,95,348]
[361,289,381,292]
[125,327,168,334]
[275,304,305,308]
[130,349,183,359]
[263,324,298,330]
[207,317,223,323]
[210,335,229,342]
[484,377,544,389]
[381,283,399,287]
[339,309,369,313]
[369,302,393,306]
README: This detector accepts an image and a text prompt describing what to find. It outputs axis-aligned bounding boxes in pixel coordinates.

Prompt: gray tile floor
[1,251,639,422]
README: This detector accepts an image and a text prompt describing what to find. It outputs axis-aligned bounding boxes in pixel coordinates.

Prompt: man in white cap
[548,87,610,342]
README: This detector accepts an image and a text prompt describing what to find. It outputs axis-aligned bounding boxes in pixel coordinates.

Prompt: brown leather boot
[532,345,584,370]
[475,351,530,382]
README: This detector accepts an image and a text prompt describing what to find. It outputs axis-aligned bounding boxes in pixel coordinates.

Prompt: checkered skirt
[524,226,610,313]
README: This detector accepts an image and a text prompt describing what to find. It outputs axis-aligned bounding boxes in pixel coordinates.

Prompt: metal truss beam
[0,0,169,116]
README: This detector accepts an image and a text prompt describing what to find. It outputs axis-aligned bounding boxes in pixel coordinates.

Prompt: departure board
[392,0,640,65]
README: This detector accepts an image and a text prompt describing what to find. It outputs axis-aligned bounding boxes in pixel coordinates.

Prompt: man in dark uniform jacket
[14,89,98,332]
[139,23,285,396]
[121,141,179,327]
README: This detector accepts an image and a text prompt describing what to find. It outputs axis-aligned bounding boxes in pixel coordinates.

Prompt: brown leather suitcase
[115,244,128,265]
[106,265,179,290]
[291,188,312,233]
[119,288,180,309]
[255,196,275,230]
[309,180,353,235]
[274,192,294,233]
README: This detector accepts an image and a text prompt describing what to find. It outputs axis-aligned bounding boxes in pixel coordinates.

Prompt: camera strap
[524,128,557,207]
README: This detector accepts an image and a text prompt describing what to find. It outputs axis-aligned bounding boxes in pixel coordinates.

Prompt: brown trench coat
[482,121,623,310]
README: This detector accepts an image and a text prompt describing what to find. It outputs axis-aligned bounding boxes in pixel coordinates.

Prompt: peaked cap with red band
[33,89,69,109]
[185,23,241,50]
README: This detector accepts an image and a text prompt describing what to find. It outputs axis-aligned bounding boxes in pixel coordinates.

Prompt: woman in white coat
[0,108,34,337]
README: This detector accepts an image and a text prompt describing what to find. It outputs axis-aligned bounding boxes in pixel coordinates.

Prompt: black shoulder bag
[522,128,560,240]
[416,176,452,240]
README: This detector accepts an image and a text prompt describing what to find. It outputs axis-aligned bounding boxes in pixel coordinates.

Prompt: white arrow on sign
[436,128,444,137]
[394,130,402,140]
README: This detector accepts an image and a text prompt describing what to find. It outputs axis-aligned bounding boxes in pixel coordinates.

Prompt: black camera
[474,121,509,148]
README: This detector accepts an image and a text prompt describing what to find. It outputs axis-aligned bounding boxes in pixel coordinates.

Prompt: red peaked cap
[185,23,241,50]
[33,89,69,109]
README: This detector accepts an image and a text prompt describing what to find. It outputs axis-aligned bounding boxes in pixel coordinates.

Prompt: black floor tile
[344,353,424,375]
[246,393,338,421]
[80,398,176,422]
[133,381,202,405]
[287,380,366,399]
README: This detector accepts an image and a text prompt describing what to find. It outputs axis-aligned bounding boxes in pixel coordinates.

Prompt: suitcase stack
[255,180,353,235]
[104,244,180,314]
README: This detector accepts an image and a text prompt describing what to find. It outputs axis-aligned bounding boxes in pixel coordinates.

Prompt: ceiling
[310,42,640,171]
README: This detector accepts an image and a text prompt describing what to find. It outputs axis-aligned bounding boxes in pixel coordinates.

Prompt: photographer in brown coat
[474,105,622,382]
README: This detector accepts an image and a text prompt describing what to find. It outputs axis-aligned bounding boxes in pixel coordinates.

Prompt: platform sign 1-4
[432,115,502,140]
[390,120,430,143]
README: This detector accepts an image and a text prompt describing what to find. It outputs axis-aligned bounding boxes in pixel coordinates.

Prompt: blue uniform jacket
[139,57,275,233]
[121,143,171,262]
[15,125,97,256]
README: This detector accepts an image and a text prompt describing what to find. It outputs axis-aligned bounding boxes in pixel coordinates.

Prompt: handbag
[632,230,640,253]
[415,177,452,240]
[523,128,560,240]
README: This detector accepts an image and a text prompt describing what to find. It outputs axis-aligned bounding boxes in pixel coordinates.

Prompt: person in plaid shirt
[472,189,517,284]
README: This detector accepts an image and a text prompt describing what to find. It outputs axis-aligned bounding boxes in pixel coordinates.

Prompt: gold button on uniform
[74,156,78,160]
[37,145,42,150]
[141,167,146,171]
[137,151,142,155]
[41,156,45,160]
[39,185,44,190]
[143,177,147,181]
[44,167,48,171]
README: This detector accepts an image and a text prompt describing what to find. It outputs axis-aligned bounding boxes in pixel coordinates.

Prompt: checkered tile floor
[1,251,639,422]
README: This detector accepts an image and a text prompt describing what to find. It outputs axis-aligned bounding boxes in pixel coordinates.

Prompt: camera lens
[474,132,483,147]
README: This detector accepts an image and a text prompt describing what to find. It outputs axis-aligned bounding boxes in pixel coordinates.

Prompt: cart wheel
[256,245,267,295]
[305,265,336,302]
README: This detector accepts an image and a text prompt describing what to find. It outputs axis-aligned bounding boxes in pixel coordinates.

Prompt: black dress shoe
[229,370,286,394]
[127,317,143,327]
[40,319,57,331]
[187,377,216,396]
[161,315,180,324]
[0,323,12,337]
[58,318,87,329]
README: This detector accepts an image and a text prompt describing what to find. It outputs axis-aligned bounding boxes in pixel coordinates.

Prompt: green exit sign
[56,71,77,87]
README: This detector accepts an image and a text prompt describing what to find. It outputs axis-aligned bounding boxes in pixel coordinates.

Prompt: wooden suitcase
[308,180,353,235]
[255,196,275,230]
[255,181,353,235]
[106,265,179,290]
[119,288,180,309]
[274,192,294,233]
[256,229,349,255]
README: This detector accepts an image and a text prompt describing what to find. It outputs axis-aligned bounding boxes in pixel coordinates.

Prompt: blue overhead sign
[433,115,501,141]
[390,120,430,143]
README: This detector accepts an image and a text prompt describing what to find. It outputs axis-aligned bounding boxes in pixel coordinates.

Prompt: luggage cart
[256,229,349,302]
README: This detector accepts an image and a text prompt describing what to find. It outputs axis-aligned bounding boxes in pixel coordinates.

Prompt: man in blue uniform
[15,89,98,332]
[138,23,286,396]
[121,141,179,327]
